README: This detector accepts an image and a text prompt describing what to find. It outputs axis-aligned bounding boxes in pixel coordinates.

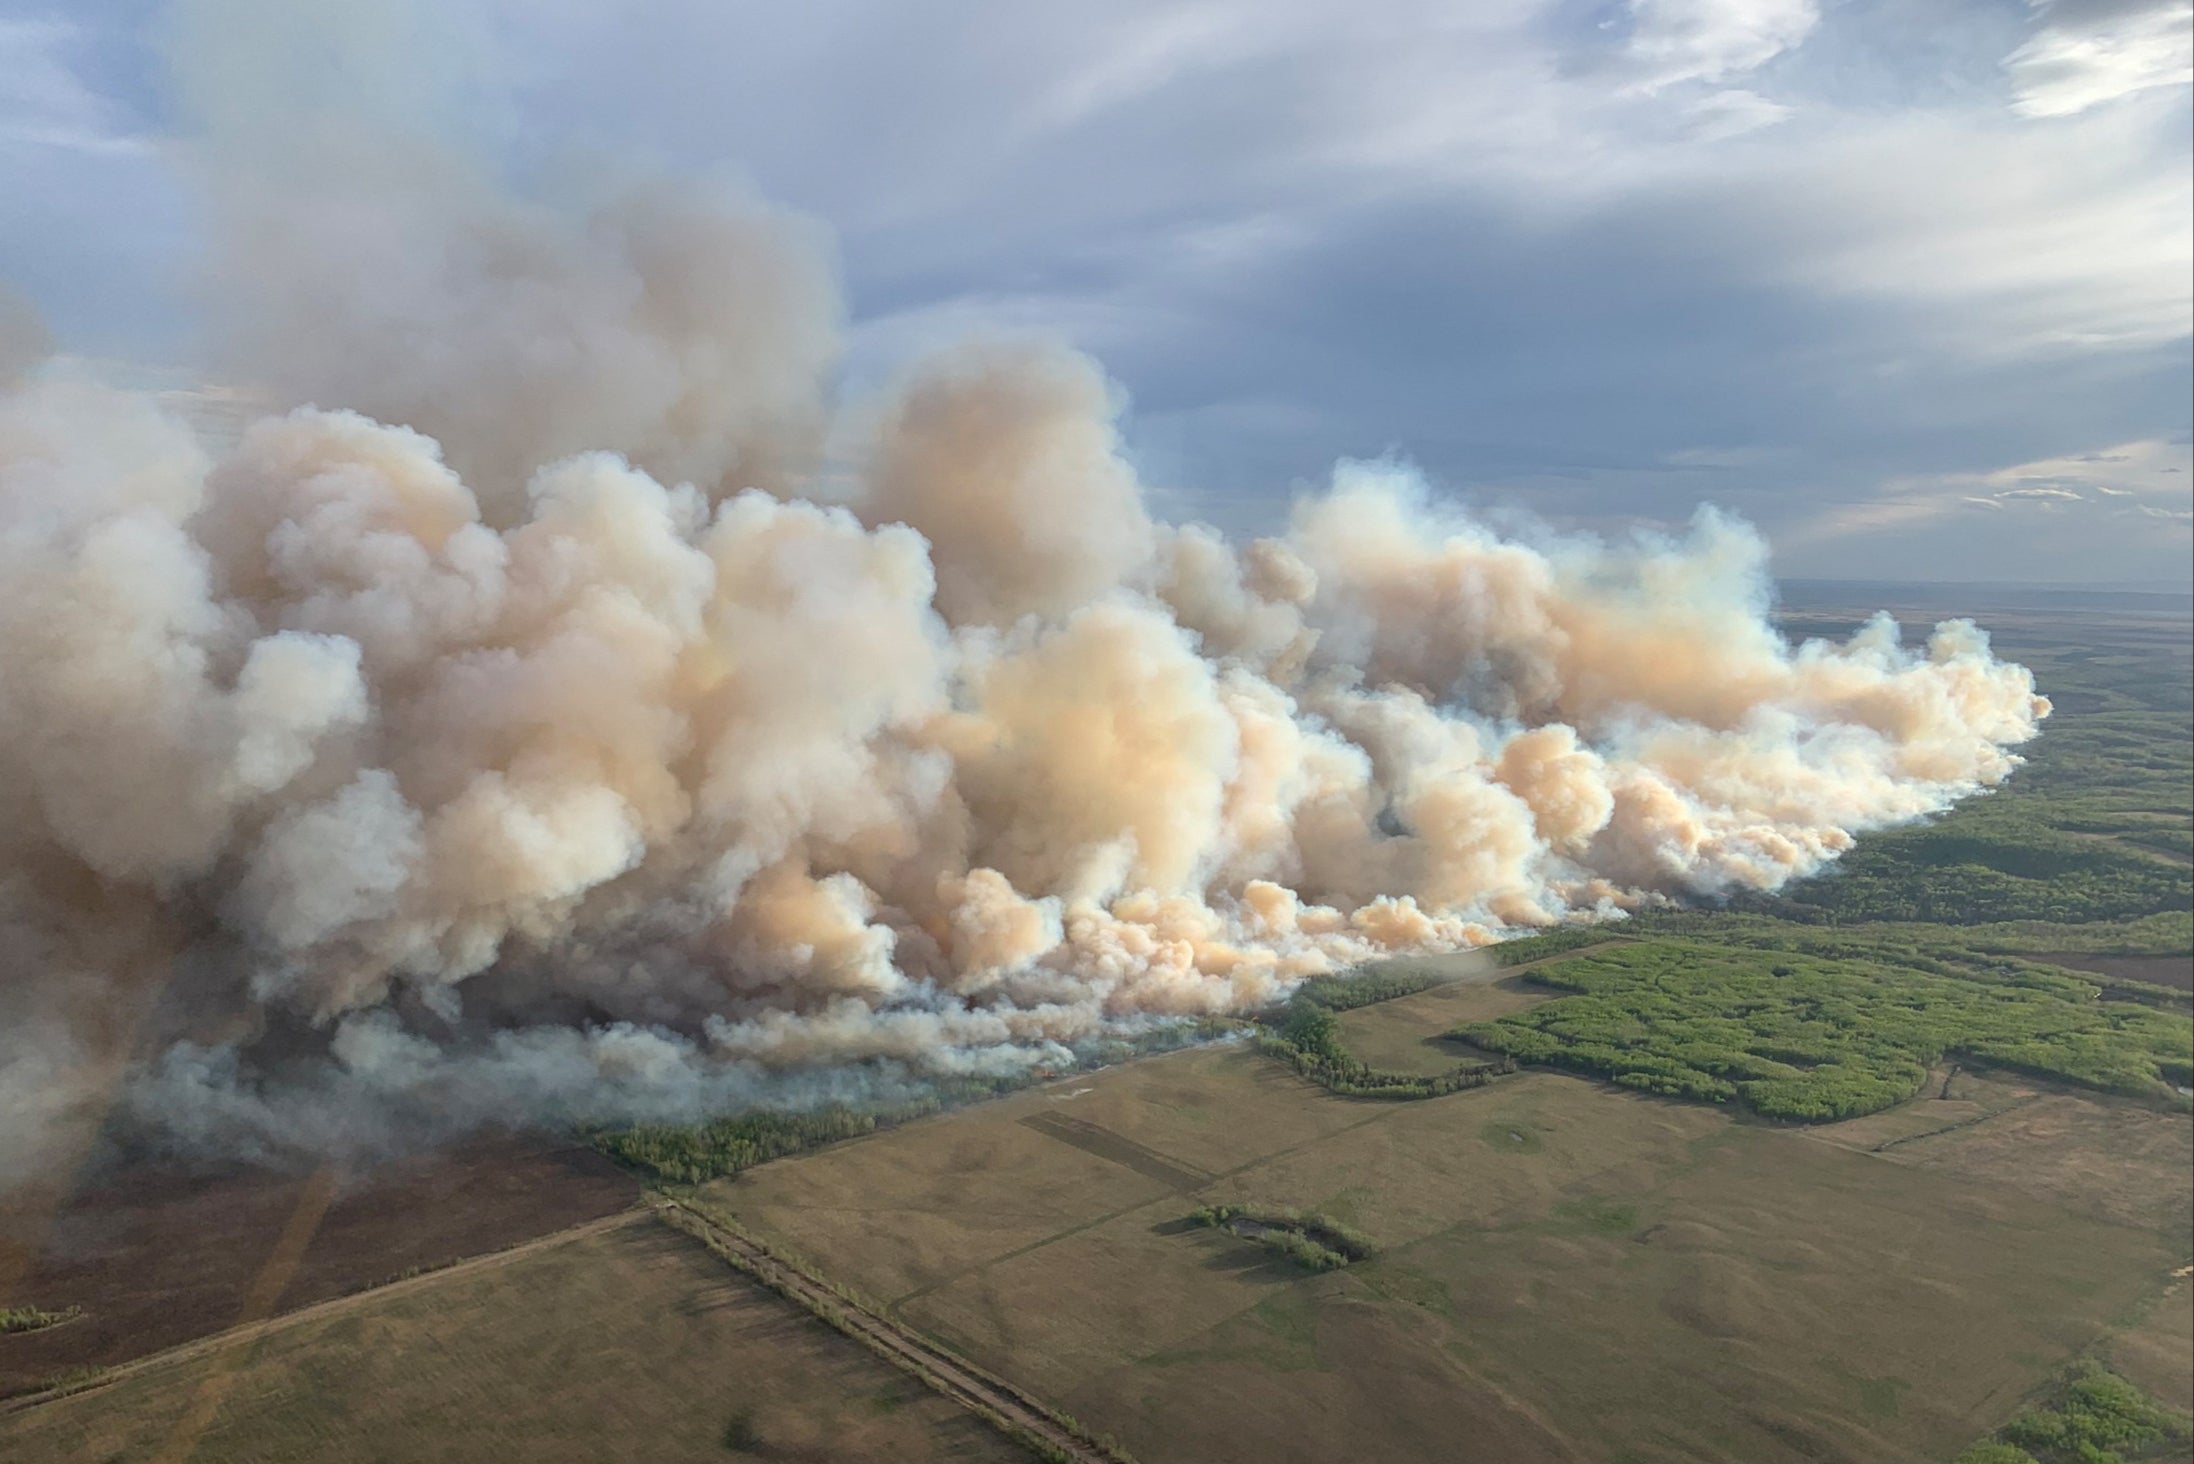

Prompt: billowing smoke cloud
[0,1,2048,1185]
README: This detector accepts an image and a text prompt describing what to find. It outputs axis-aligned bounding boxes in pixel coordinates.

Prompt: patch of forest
[1459,939,2193,1121]
[1182,1205,1375,1272]
[1261,1000,1514,1099]
[1955,1360,2192,1464]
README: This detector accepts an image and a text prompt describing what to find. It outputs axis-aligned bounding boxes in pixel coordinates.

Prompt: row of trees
[1288,967,1446,1011]
[1489,928,1618,967]
[1264,1002,1516,1099]
[592,1074,1035,1183]
[1185,1205,1376,1272]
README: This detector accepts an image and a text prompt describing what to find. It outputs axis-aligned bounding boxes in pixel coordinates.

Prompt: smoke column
[0,1,2048,1182]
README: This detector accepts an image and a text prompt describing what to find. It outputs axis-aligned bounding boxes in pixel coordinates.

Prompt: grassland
[690,1035,2189,1464]
[0,1215,1029,1464]
[2106,1278,2194,1421]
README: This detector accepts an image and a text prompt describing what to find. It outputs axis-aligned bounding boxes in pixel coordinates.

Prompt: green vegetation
[1288,965,1448,1011]
[1184,1205,1375,1272]
[594,1070,1079,1183]
[594,1024,1249,1184]
[1460,939,2192,1120]
[1257,1033,1516,1099]
[0,1307,80,1336]
[1625,910,2192,1009]
[597,1103,927,1185]
[1728,646,2192,930]
[1261,998,1515,1099]
[1954,1361,2193,1464]
[1551,1197,1639,1237]
[1732,816,2190,927]
[1489,927,1622,966]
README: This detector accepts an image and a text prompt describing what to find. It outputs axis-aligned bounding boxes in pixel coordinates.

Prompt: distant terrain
[2,590,2188,1464]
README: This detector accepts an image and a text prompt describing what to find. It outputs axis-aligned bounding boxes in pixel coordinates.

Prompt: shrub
[0,1305,81,1335]
[721,1406,762,1453]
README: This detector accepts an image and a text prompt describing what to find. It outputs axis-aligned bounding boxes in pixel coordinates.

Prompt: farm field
[1328,956,1556,1076]
[0,1212,1028,1464]
[0,1137,638,1399]
[701,1033,2191,1464]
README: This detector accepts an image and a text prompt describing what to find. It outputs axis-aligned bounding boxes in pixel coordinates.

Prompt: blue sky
[2,0,2189,585]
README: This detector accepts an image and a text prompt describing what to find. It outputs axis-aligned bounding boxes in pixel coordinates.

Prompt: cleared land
[660,1198,1122,1463]
[703,1037,2189,1464]
[0,1136,637,1399]
[1329,955,1560,1077]
[2106,1277,2194,1420]
[0,1213,1029,1464]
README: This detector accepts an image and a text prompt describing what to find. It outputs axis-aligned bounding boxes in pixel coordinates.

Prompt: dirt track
[656,1196,1128,1464]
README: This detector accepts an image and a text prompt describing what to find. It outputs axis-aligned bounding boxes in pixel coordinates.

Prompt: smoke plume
[0,3,2048,1183]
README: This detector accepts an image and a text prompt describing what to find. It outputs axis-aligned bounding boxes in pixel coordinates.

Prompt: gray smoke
[0,0,2049,1186]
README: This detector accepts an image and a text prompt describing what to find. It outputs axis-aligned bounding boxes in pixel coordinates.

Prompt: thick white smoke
[0,2,2049,1183]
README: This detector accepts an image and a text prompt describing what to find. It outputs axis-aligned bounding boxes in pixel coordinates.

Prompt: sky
[1,0,2189,586]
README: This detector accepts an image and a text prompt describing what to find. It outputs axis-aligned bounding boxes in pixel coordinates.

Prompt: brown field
[1863,1076,2194,1236]
[1793,1062,2033,1154]
[704,1036,2191,1464]
[0,1136,637,1397]
[2024,951,2194,992]
[1331,967,1553,1076]
[0,1213,1028,1464]
[2105,1276,2194,1417]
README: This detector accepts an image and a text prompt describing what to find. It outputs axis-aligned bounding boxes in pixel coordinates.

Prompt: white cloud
[1683,87,1795,138]
[1774,439,2193,582]
[2007,0,2193,117]
[0,19,147,156]
[1626,0,1821,91]
[2,0,2188,583]
[1764,105,2190,356]
[1796,438,2193,539]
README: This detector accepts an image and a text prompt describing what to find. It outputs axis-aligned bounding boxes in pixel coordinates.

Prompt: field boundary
[1018,1112,1215,1189]
[0,1208,651,1417]
[656,1193,1136,1464]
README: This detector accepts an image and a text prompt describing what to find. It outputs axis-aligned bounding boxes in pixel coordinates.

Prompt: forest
[1459,939,2193,1121]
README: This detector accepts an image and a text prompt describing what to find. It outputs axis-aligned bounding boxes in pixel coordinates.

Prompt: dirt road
[656,1196,1130,1464]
